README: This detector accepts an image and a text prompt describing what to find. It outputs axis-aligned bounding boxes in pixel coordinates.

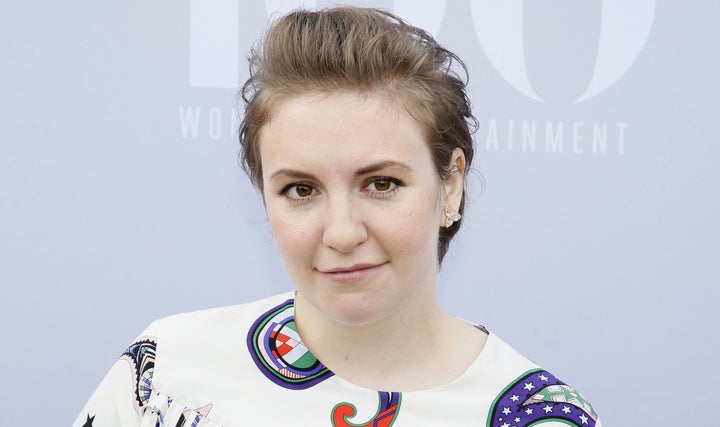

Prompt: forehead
[258,92,434,177]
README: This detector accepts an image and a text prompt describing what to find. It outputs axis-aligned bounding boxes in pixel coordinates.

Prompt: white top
[73,292,602,427]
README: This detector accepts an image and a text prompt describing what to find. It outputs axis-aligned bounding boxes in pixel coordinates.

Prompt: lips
[317,262,386,282]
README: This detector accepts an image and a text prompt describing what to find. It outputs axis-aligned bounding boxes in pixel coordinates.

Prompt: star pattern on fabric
[489,369,599,427]
[82,414,95,427]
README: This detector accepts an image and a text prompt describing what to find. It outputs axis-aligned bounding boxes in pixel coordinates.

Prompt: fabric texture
[73,292,602,427]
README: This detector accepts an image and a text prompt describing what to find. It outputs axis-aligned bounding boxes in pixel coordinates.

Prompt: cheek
[266,207,317,264]
[374,198,441,255]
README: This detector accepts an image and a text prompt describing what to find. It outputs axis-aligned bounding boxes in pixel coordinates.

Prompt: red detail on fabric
[276,343,293,356]
[332,403,398,427]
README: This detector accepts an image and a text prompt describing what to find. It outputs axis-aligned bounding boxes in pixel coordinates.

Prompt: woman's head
[240,6,476,264]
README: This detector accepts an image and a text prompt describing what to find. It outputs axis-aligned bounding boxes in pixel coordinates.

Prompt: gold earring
[445,206,461,228]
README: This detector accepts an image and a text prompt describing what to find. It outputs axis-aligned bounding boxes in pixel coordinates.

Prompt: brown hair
[239,6,476,264]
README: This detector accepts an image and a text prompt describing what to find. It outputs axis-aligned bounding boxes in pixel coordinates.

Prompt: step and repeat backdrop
[2,1,718,425]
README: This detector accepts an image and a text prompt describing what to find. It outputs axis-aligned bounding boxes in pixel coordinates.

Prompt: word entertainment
[179,107,628,157]
[480,119,628,156]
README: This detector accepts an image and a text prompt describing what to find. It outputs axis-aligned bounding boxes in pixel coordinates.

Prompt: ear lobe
[442,147,466,213]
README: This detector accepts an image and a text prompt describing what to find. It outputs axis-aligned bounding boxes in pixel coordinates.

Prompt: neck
[293,287,483,391]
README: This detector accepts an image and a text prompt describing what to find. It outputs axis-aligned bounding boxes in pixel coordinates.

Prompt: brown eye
[373,179,391,192]
[284,183,316,200]
[365,177,398,195]
[295,184,313,197]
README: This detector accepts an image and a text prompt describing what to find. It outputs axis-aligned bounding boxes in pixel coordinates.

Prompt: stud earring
[445,206,461,228]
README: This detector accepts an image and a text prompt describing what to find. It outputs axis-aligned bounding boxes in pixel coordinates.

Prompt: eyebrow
[356,160,413,175]
[269,160,413,182]
[269,169,317,182]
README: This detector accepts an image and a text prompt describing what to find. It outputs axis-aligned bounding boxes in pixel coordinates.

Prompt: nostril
[322,213,368,253]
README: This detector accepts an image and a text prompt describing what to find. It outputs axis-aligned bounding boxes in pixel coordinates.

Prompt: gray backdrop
[1,1,718,426]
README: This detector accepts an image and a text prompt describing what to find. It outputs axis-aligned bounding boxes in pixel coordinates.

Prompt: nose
[322,195,368,253]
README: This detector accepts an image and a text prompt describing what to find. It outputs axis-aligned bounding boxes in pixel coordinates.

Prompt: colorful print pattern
[120,337,156,411]
[332,392,402,427]
[120,337,216,426]
[247,299,334,389]
[487,369,598,427]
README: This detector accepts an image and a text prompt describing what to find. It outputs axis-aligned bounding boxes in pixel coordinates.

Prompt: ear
[440,147,466,226]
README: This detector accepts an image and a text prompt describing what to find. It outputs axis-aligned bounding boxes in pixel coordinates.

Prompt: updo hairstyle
[239,7,476,263]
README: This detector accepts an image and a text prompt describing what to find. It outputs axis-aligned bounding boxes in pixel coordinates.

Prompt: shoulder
[121,292,295,389]
[101,292,295,422]
[477,333,603,427]
[142,291,295,340]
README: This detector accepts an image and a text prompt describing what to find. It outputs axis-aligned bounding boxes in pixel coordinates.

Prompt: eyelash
[363,176,401,198]
[279,183,316,203]
[279,177,402,203]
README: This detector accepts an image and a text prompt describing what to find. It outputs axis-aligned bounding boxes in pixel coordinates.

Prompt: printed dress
[73,292,602,427]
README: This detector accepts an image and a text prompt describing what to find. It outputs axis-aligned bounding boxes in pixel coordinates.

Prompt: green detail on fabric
[537,387,596,417]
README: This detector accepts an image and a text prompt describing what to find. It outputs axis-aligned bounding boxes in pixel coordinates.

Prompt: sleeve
[71,335,157,427]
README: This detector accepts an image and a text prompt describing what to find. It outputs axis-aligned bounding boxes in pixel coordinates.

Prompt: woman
[74,7,601,427]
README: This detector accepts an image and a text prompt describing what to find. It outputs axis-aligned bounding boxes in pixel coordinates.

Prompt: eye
[282,183,316,200]
[364,177,400,196]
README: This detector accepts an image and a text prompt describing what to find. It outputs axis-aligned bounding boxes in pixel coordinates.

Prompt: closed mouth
[317,262,387,282]
[319,262,385,274]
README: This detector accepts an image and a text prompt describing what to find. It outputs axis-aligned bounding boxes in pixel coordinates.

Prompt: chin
[330,307,388,326]
[316,291,394,327]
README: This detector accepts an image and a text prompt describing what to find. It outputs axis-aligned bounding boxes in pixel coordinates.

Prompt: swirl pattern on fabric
[332,392,402,427]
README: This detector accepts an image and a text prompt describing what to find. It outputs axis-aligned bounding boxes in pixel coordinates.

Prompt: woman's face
[259,92,461,326]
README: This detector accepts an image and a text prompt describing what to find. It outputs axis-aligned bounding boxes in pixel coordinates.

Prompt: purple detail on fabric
[379,392,401,415]
[246,298,334,390]
[488,369,598,427]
